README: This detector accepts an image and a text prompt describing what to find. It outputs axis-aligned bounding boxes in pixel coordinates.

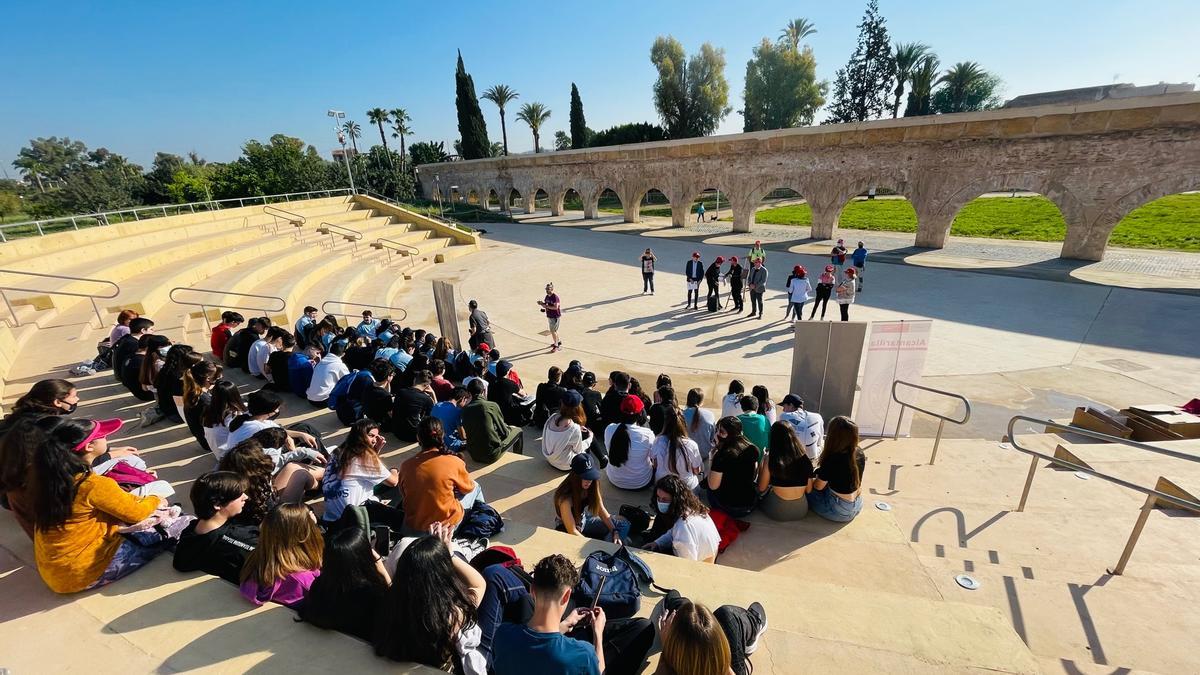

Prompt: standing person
[808,416,866,522]
[723,256,745,313]
[696,201,706,223]
[808,265,836,320]
[640,248,657,295]
[835,268,858,322]
[704,256,724,310]
[684,252,704,310]
[851,240,867,291]
[467,300,496,352]
[784,265,812,321]
[830,238,848,276]
[537,283,562,353]
[746,258,768,320]
[747,240,766,265]
[779,394,823,461]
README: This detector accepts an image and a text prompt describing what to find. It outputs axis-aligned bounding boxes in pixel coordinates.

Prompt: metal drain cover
[875,501,892,511]
[1075,471,1091,480]
[955,574,980,590]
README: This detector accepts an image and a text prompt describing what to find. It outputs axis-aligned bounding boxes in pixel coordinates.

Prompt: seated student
[112,317,154,383]
[599,370,630,429]
[155,346,203,424]
[542,390,600,471]
[29,417,168,593]
[224,389,324,455]
[321,419,404,531]
[374,524,487,671]
[298,527,390,641]
[264,332,296,390]
[460,379,523,464]
[388,336,415,374]
[553,454,629,543]
[533,366,565,427]
[808,416,867,522]
[173,471,258,584]
[398,418,483,534]
[647,385,679,436]
[202,381,246,461]
[706,417,760,518]
[211,311,244,359]
[182,360,221,453]
[57,418,170,500]
[462,358,490,398]
[391,370,436,443]
[0,380,80,539]
[604,395,655,491]
[656,591,768,675]
[239,503,324,608]
[119,334,159,402]
[217,440,288,523]
[108,308,139,346]
[758,421,815,521]
[430,386,471,455]
[294,306,319,345]
[248,326,285,380]
[356,310,380,339]
[642,475,720,562]
[307,342,350,407]
[360,359,396,427]
[250,427,326,489]
[287,346,319,399]
[135,334,171,402]
[429,359,455,402]
[779,394,823,461]
[721,379,745,420]
[683,388,717,467]
[226,317,268,371]
[737,395,771,458]
[651,408,703,491]
[488,360,534,427]
[491,554,654,675]
[342,334,375,372]
[751,385,777,425]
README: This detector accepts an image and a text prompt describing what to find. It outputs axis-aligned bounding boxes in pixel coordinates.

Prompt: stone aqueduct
[418,93,1200,261]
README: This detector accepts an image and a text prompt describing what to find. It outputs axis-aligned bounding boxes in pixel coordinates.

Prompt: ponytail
[609,423,631,467]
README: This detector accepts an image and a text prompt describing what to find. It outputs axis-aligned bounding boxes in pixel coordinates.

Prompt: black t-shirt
[362,384,394,426]
[391,387,433,442]
[183,391,212,450]
[120,353,155,401]
[172,519,259,584]
[112,334,140,380]
[299,583,382,642]
[535,382,565,415]
[581,389,604,434]
[266,350,292,390]
[227,329,257,370]
[489,377,523,424]
[711,446,759,509]
[155,372,184,422]
[641,255,655,274]
[343,344,375,372]
[769,452,814,488]
[816,449,866,494]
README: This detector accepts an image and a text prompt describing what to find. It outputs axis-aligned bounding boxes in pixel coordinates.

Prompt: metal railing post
[892,404,906,440]
[1015,454,1039,512]
[199,304,212,333]
[89,297,104,328]
[1109,492,1158,575]
[36,222,44,236]
[1,290,17,327]
[71,217,79,230]
[929,418,945,465]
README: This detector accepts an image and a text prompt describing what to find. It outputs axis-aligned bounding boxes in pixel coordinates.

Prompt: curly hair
[217,439,276,523]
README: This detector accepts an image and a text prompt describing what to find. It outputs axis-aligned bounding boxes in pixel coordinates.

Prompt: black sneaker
[746,602,768,655]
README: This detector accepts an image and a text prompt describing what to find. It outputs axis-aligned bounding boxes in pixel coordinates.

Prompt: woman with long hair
[553,454,629,543]
[120,333,162,402]
[648,385,678,436]
[758,422,814,521]
[374,523,487,673]
[299,527,390,641]
[320,418,403,531]
[705,417,759,518]
[720,380,745,419]
[604,395,654,491]
[643,475,719,562]
[656,592,767,675]
[0,379,80,538]
[202,380,246,460]
[182,360,222,453]
[136,334,172,394]
[217,440,279,524]
[541,390,598,471]
[750,385,776,424]
[239,502,324,608]
[651,409,703,491]
[154,345,200,423]
[808,416,867,522]
[28,416,167,593]
[628,376,652,411]
[683,388,717,467]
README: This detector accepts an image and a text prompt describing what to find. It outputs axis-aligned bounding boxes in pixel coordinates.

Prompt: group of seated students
[0,301,873,674]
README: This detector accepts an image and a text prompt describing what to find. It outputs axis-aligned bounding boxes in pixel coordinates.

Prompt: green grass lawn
[733,194,1200,251]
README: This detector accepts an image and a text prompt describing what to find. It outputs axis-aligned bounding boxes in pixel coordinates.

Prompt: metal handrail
[891,379,972,464]
[263,205,306,237]
[321,300,408,323]
[169,287,287,333]
[1006,415,1200,575]
[316,221,363,252]
[0,188,353,242]
[0,268,120,328]
[372,238,420,267]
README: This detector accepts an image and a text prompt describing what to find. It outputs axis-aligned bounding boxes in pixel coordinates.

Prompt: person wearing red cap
[684,252,704,309]
[809,265,836,320]
[747,240,766,265]
[784,265,812,321]
[835,268,858,321]
[604,395,654,490]
[746,258,769,320]
[704,257,724,310]
[723,256,745,313]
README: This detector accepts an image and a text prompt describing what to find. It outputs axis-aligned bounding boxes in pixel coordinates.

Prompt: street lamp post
[327,109,356,193]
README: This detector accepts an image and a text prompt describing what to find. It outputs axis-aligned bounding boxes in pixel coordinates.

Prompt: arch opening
[687,187,726,224]
[465,189,481,206]
[486,189,500,210]
[833,187,918,234]
[737,187,805,226]
[598,187,623,214]
[533,188,550,212]
[507,188,524,211]
[636,188,671,218]
[949,190,1068,242]
[1111,191,1200,251]
[561,189,582,212]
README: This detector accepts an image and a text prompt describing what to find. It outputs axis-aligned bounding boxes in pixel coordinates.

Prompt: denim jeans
[807,487,862,522]
[557,514,632,544]
[477,564,533,664]
[86,536,166,589]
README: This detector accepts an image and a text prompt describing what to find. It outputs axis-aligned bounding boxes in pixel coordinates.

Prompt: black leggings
[840,303,850,321]
[809,285,833,319]
[642,272,654,293]
[706,281,720,305]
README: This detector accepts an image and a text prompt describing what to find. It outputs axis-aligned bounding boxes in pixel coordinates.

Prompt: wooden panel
[431,280,462,350]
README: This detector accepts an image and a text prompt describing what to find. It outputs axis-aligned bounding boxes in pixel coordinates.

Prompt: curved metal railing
[891,379,972,464]
[321,300,408,324]
[169,287,287,332]
[263,205,306,237]
[0,269,120,328]
[371,238,420,267]
[316,222,363,252]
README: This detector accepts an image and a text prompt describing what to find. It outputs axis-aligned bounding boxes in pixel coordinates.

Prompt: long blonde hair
[659,601,732,675]
[240,503,324,586]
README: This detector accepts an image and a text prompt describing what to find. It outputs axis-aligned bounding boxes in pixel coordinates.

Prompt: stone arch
[1068,173,1200,259]
[585,185,623,221]
[506,187,525,212]
[485,188,501,210]
[734,178,807,233]
[925,174,1085,249]
[805,173,918,241]
[621,185,672,224]
[465,188,482,206]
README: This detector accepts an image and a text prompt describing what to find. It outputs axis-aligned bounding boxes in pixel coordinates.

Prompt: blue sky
[2,0,1197,172]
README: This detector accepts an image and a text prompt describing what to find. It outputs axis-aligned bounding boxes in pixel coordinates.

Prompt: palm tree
[366,108,390,151]
[938,61,989,113]
[892,42,931,118]
[515,102,551,153]
[482,84,519,156]
[904,55,940,117]
[778,18,817,52]
[389,108,412,164]
[342,121,361,155]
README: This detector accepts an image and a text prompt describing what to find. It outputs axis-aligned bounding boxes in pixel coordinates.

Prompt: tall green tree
[903,55,940,116]
[408,141,451,166]
[742,38,826,131]
[650,36,731,139]
[142,152,186,204]
[481,84,519,156]
[0,191,20,220]
[366,108,390,151]
[933,62,1002,113]
[342,121,361,154]
[12,137,88,192]
[891,42,930,118]
[454,50,491,159]
[825,0,896,123]
[210,134,333,199]
[554,131,572,151]
[778,17,817,52]
[389,109,412,165]
[569,83,588,149]
[516,102,552,153]
[357,146,414,200]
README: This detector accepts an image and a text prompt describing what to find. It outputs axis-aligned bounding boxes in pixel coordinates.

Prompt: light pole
[327,109,356,193]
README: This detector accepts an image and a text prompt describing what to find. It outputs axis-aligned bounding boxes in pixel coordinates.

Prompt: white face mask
[158,346,171,357]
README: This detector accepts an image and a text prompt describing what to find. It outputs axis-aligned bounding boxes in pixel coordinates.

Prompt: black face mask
[61,402,78,414]
[268,410,281,421]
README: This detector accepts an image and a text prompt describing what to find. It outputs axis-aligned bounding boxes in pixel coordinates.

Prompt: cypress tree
[824,0,895,123]
[569,83,588,149]
[455,50,491,159]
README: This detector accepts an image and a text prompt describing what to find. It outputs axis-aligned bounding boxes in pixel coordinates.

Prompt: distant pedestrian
[746,259,768,320]
[723,256,745,313]
[835,268,857,321]
[537,283,563,352]
[784,265,812,321]
[685,252,704,310]
[467,300,495,351]
[809,265,835,320]
[696,202,706,223]
[640,248,657,295]
[851,241,867,292]
[831,239,848,276]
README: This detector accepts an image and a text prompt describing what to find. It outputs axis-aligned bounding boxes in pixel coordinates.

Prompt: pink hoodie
[239,569,320,608]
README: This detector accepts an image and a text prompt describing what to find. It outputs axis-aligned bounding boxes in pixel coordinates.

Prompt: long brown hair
[337,418,382,477]
[218,439,276,523]
[553,473,600,525]
[685,388,705,433]
[559,400,587,427]
[656,474,707,524]
[183,360,222,408]
[659,600,732,675]
[819,416,862,490]
[660,408,690,477]
[240,503,323,585]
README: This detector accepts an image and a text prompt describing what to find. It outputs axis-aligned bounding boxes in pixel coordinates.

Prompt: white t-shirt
[720,394,743,420]
[322,456,391,522]
[307,354,350,401]
[248,339,274,378]
[780,409,824,460]
[651,435,702,490]
[542,414,587,471]
[682,407,716,462]
[205,413,234,460]
[223,418,281,453]
[462,376,489,398]
[670,513,721,561]
[604,423,655,490]
[787,277,813,303]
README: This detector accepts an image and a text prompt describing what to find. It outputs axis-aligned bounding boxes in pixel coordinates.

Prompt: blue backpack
[574,545,650,620]
[335,371,376,425]
[327,370,367,412]
[455,502,505,540]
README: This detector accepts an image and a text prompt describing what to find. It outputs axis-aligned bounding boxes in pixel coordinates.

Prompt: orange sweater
[34,473,160,593]
[399,450,475,531]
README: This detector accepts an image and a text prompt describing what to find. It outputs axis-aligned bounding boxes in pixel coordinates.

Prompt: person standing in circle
[830,239,848,276]
[784,265,812,321]
[467,300,495,352]
[851,240,867,292]
[747,240,767,265]
[685,252,704,310]
[538,283,563,353]
[696,201,706,223]
[723,256,744,313]
[705,257,724,309]
[808,265,836,321]
[746,258,768,320]
[640,248,657,295]
[835,268,857,321]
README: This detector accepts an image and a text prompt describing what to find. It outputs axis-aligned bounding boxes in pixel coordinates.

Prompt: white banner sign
[857,320,932,437]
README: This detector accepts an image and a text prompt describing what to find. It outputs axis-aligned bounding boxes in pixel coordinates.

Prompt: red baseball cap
[73,418,124,452]
[715,256,725,264]
[730,256,738,263]
[479,343,491,353]
[620,395,645,416]
[691,251,700,258]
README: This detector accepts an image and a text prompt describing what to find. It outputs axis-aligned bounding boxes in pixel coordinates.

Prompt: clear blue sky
[2,0,1197,172]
